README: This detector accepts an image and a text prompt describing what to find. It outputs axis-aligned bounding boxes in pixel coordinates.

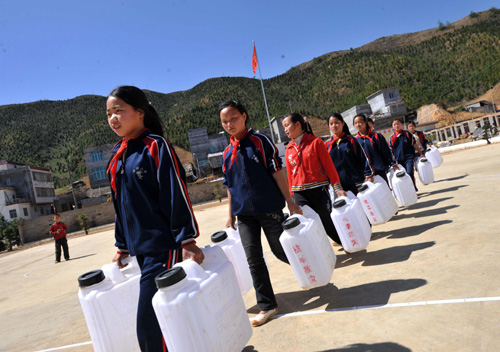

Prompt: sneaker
[65,258,70,261]
[250,308,278,327]
[54,261,60,264]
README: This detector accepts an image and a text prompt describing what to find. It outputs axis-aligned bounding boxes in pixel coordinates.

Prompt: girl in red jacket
[283,113,346,245]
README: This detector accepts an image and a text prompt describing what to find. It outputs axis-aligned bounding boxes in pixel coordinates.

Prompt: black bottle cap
[155,267,187,289]
[282,217,300,230]
[211,231,228,243]
[78,270,105,288]
[358,184,369,192]
[333,199,347,208]
[396,171,406,178]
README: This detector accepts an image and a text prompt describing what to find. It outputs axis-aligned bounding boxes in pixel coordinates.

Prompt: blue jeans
[237,212,289,311]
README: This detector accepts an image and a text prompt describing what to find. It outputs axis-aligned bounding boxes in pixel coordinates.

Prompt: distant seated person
[50,213,70,263]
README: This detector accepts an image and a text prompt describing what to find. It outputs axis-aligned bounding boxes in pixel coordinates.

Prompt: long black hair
[284,113,313,134]
[218,100,250,126]
[328,112,351,136]
[108,86,165,136]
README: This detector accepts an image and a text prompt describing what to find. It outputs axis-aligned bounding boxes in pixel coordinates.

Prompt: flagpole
[253,40,275,144]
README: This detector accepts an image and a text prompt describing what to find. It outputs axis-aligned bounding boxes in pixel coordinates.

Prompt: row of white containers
[78,147,443,351]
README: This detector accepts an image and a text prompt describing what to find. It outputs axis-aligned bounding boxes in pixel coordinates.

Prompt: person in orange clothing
[282,113,347,245]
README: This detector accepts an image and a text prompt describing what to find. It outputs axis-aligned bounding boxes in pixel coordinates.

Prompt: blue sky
[0,0,498,106]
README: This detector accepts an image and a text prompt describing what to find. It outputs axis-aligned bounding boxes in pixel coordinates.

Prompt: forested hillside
[1,9,500,186]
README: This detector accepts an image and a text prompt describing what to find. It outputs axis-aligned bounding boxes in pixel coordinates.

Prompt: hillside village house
[83,144,115,189]
[342,87,408,134]
[0,160,55,220]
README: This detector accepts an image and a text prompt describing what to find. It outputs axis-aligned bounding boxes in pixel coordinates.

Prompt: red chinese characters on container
[364,199,378,223]
[292,243,316,281]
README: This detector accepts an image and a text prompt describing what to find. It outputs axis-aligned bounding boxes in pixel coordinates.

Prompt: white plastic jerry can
[152,246,252,352]
[417,157,435,185]
[280,205,336,289]
[426,145,443,168]
[357,181,399,225]
[78,257,141,352]
[391,169,418,206]
[331,191,372,253]
[211,230,253,295]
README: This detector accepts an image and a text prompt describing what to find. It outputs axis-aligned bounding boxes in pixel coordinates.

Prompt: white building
[0,160,55,220]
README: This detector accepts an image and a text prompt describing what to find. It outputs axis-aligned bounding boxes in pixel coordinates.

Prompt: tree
[482,122,491,144]
[78,213,89,235]
[0,216,21,251]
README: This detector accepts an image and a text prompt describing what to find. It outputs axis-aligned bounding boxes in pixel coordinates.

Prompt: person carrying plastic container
[354,114,399,185]
[282,113,346,246]
[219,100,302,327]
[106,86,204,352]
[407,120,429,170]
[389,119,424,191]
[326,113,375,196]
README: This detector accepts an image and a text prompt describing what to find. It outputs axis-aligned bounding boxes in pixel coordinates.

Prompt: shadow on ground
[247,278,426,315]
[318,342,412,352]
[403,197,453,211]
[372,220,452,240]
[435,174,469,183]
[392,205,459,220]
[335,241,435,268]
[417,185,468,198]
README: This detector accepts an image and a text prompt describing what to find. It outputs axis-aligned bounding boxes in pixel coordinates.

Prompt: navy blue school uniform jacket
[356,130,396,174]
[389,130,417,163]
[107,129,199,256]
[222,128,285,216]
[325,133,374,193]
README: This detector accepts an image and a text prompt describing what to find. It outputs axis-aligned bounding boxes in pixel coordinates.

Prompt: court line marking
[274,296,500,319]
[34,296,500,351]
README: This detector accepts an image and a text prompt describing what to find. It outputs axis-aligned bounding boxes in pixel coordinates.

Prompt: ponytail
[284,113,314,135]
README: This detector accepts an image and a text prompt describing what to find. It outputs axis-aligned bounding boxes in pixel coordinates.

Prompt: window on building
[388,92,395,99]
[36,187,55,197]
[446,128,452,138]
[92,167,107,181]
[475,121,481,128]
[32,172,52,182]
[9,209,17,219]
[40,208,44,215]
[92,150,103,162]
[463,123,470,134]
[6,178,11,185]
[23,208,29,216]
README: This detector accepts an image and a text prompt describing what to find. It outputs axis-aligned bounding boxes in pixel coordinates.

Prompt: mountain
[2,9,500,186]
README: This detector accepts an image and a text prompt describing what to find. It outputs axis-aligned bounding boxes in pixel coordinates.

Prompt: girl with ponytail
[282,113,345,245]
[106,86,203,351]
[326,113,374,195]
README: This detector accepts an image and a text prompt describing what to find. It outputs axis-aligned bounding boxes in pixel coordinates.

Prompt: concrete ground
[1,143,500,352]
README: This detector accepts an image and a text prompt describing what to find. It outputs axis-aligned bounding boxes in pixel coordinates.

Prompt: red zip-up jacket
[50,222,67,240]
[285,132,342,194]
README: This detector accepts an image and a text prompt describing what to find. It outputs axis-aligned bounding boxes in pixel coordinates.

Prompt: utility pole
[66,159,78,210]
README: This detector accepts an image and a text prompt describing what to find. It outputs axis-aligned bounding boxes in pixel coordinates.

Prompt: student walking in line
[50,213,69,263]
[219,100,301,327]
[106,86,204,352]
[407,120,430,170]
[389,119,424,191]
[326,113,374,195]
[282,113,346,245]
[354,114,399,185]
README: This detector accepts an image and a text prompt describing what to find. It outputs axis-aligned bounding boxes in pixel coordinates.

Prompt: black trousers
[293,186,341,245]
[55,237,69,261]
[237,212,289,311]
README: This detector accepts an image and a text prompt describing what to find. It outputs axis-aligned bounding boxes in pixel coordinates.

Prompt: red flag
[252,45,258,74]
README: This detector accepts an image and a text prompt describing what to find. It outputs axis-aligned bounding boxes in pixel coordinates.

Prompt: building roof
[366,87,399,101]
